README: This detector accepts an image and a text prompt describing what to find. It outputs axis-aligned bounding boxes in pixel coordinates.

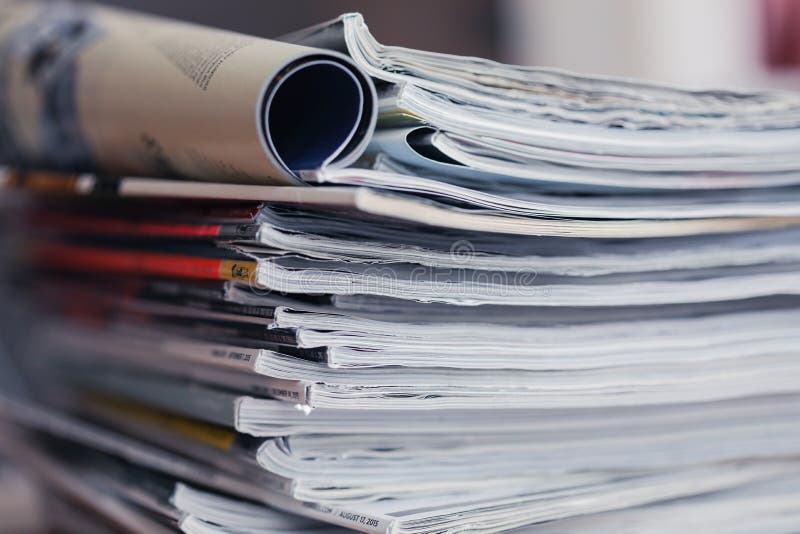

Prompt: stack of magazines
[0,2,799,532]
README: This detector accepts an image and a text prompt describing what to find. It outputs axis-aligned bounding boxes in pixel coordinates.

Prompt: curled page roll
[0,1,376,184]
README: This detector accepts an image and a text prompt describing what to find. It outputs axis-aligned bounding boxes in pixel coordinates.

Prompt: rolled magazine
[0,1,376,183]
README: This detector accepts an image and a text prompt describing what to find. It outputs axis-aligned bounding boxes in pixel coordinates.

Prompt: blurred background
[95,0,800,90]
